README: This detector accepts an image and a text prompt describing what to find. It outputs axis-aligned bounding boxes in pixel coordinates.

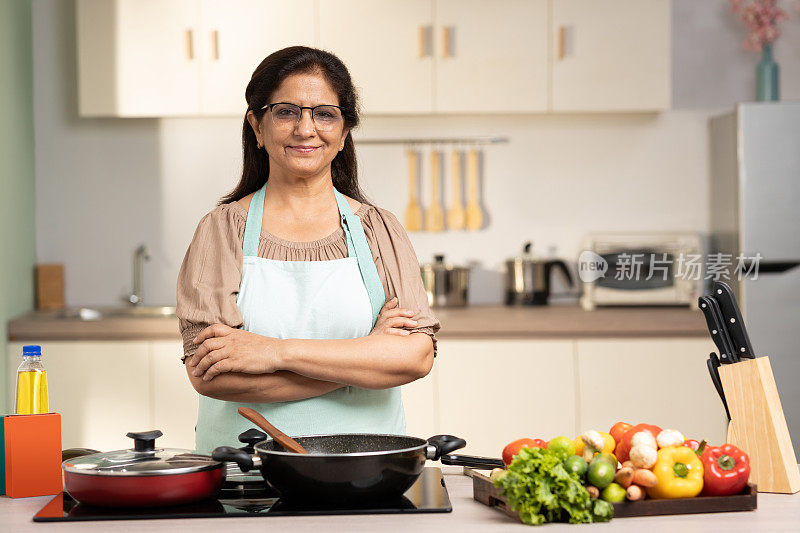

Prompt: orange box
[4,413,62,498]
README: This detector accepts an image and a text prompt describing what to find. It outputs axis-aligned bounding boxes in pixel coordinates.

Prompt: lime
[600,482,626,503]
[592,452,618,468]
[563,455,588,478]
[587,459,615,489]
[547,436,576,458]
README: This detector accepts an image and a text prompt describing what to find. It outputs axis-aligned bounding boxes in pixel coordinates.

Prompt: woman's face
[248,72,349,181]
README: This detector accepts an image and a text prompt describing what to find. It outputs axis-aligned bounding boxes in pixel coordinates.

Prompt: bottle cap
[22,345,41,357]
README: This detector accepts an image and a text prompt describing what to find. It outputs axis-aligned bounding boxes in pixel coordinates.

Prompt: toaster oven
[579,232,704,310]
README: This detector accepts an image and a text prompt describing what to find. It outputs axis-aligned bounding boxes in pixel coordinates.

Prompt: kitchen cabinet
[550,0,671,111]
[7,341,151,451]
[152,340,198,448]
[77,0,202,116]
[199,0,315,115]
[318,0,435,114]
[575,338,727,445]
[435,339,577,456]
[434,0,548,113]
[77,0,314,117]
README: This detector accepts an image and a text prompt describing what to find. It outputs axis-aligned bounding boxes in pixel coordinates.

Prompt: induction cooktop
[33,467,451,522]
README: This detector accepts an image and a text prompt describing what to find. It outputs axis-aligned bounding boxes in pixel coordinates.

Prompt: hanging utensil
[237,407,308,454]
[465,148,483,231]
[425,149,444,232]
[403,149,423,232]
[446,149,465,230]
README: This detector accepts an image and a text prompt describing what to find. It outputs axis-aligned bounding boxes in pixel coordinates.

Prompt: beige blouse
[176,200,440,361]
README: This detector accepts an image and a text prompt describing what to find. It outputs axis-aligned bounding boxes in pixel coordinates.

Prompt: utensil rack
[354,136,508,146]
[719,356,800,494]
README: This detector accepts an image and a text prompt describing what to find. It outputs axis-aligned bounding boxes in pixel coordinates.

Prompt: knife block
[718,357,800,494]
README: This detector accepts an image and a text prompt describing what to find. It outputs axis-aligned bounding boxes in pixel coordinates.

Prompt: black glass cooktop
[33,467,451,522]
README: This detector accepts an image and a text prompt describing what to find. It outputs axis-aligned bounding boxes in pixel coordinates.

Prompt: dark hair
[219,46,369,206]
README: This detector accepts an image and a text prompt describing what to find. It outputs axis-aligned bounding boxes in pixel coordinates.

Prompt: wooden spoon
[425,149,445,232]
[237,407,308,454]
[465,148,483,231]
[446,149,465,230]
[403,150,423,231]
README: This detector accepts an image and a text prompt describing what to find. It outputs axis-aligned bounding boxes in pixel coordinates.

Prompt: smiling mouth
[288,146,321,153]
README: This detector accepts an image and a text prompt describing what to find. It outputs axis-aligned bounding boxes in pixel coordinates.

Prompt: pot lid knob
[434,254,445,263]
[126,430,163,452]
[238,428,267,452]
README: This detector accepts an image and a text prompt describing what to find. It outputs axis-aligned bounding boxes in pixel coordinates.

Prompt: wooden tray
[470,470,757,520]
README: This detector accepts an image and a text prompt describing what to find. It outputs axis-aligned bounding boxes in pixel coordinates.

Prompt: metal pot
[62,430,224,507]
[212,433,502,502]
[420,255,469,307]
[505,242,574,305]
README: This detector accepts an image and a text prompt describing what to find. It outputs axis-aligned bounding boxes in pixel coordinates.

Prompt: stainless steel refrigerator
[710,102,800,460]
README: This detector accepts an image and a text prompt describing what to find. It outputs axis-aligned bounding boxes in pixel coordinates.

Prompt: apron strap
[334,189,386,325]
[243,185,266,258]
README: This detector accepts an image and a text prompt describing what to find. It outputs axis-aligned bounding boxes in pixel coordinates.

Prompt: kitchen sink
[54,306,177,320]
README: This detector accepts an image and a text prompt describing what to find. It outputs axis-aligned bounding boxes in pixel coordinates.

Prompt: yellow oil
[15,370,49,415]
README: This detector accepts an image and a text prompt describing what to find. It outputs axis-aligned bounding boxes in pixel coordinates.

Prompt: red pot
[62,430,224,508]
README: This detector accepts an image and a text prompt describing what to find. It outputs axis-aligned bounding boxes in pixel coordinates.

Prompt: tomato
[614,423,663,463]
[609,422,633,445]
[502,438,546,465]
[683,439,701,451]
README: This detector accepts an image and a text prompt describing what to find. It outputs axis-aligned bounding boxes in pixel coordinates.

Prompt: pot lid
[62,430,221,476]
[421,254,468,272]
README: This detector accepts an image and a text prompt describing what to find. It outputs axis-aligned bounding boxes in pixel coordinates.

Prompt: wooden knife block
[718,357,800,494]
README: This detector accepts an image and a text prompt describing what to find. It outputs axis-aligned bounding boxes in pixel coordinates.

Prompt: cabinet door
[8,341,151,450]
[199,0,315,115]
[152,341,200,449]
[318,0,434,114]
[401,365,438,438]
[575,338,727,444]
[434,0,548,113]
[115,0,203,116]
[551,0,670,112]
[436,339,576,456]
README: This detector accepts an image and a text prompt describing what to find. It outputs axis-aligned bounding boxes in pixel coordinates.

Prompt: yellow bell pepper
[647,446,704,499]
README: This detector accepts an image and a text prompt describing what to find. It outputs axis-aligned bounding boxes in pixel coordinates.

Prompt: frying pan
[212,432,503,502]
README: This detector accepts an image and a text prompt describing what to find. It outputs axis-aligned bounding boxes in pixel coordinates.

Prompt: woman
[176,46,440,452]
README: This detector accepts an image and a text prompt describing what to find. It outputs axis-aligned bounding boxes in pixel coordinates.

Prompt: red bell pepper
[700,444,750,496]
[502,438,546,466]
[614,423,662,463]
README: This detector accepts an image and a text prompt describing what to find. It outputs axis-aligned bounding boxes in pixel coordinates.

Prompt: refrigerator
[710,102,800,461]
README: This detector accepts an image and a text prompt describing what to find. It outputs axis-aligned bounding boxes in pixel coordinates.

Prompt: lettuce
[493,447,613,525]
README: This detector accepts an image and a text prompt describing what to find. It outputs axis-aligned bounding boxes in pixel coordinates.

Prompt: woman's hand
[369,297,418,337]
[186,324,282,381]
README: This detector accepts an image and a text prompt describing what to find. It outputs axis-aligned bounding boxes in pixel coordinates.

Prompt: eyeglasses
[261,102,343,132]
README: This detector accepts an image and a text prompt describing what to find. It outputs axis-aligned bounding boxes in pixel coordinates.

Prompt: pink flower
[728,0,789,50]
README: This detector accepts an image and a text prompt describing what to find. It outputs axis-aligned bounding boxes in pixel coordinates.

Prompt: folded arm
[185,366,344,403]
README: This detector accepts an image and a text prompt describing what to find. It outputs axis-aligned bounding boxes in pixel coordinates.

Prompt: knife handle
[699,296,734,364]
[707,296,739,363]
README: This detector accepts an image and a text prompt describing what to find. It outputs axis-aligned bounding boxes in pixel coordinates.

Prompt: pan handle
[425,434,467,460]
[440,453,505,469]
[211,446,261,472]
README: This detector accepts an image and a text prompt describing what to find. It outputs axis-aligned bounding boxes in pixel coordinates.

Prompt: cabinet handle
[185,29,195,60]
[442,26,454,58]
[418,25,432,58]
[558,25,572,60]
[211,30,219,61]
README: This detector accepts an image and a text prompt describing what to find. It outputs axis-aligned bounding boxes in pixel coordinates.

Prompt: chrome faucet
[126,244,151,306]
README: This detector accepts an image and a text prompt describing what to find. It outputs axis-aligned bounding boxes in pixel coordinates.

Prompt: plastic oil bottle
[14,345,49,414]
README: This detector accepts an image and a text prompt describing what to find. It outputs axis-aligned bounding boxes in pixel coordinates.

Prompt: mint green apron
[194,184,406,452]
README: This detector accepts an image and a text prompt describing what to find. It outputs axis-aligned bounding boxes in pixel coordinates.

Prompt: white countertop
[2,467,800,532]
